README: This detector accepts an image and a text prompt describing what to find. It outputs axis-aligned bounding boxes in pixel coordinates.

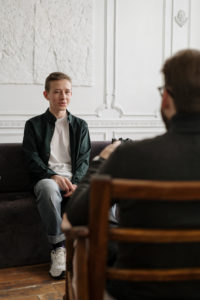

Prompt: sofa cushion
[0,192,51,268]
[0,144,31,193]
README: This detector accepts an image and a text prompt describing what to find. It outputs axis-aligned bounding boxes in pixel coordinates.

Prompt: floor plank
[0,263,65,300]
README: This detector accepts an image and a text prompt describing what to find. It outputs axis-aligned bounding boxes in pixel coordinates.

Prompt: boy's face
[43,79,72,116]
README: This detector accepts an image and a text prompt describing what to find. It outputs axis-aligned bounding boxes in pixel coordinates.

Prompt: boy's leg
[34,178,66,278]
[34,178,65,243]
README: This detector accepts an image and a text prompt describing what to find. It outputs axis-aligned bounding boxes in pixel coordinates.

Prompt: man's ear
[43,91,49,100]
[161,89,169,110]
[161,89,176,119]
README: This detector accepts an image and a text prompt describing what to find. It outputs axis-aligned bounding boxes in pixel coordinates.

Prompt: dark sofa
[0,141,109,269]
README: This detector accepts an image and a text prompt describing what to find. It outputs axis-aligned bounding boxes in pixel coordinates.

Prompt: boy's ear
[43,91,49,100]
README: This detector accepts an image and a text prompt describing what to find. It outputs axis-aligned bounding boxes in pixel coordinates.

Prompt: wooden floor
[0,263,65,300]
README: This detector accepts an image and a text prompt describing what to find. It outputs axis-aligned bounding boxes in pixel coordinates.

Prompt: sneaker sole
[49,270,66,280]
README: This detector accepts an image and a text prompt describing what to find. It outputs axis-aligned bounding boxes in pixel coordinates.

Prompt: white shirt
[48,116,72,179]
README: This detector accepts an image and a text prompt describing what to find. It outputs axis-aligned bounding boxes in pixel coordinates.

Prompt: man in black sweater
[64,49,200,299]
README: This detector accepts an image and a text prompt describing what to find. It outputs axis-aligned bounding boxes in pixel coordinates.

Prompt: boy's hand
[51,175,76,197]
[63,184,77,197]
[99,140,121,160]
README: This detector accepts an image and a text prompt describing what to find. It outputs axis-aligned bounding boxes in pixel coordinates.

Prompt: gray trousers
[34,178,66,244]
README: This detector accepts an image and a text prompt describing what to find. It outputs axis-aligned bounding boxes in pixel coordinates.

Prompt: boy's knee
[35,178,60,196]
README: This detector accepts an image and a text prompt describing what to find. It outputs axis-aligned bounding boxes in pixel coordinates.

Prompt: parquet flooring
[0,263,65,300]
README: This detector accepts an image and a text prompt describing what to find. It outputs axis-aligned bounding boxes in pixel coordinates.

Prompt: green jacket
[22,109,91,186]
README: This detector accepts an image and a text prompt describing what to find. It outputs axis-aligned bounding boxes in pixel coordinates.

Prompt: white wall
[0,0,200,142]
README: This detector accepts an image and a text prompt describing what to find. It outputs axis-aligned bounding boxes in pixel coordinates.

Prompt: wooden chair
[62,175,200,300]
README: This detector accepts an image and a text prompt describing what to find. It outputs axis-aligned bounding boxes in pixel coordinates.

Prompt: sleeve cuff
[92,155,105,162]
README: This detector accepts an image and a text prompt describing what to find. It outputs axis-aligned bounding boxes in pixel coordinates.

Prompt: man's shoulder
[103,133,169,174]
[135,133,167,146]
[118,133,168,154]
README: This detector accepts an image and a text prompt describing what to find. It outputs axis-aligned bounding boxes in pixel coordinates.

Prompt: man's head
[162,49,200,114]
[43,72,72,118]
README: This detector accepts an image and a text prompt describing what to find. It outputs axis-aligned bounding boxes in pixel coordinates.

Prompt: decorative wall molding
[0,116,164,130]
[95,0,124,117]
[162,0,173,60]
[87,119,164,129]
[162,0,191,59]
[0,0,93,86]
[0,116,165,143]
[89,131,107,141]
[175,9,188,27]
[0,121,25,129]
[172,0,191,52]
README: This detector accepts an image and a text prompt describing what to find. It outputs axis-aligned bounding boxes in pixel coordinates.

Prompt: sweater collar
[169,113,200,133]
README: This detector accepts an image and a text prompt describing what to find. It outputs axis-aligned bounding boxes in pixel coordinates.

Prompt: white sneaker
[49,247,66,279]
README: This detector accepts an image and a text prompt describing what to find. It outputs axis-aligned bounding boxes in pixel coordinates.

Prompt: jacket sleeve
[22,120,57,184]
[72,122,91,184]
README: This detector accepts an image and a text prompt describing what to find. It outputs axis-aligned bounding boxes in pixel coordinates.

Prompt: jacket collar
[169,113,200,133]
[44,109,72,124]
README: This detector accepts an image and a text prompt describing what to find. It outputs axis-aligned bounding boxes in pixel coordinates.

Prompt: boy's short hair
[45,72,72,92]
[162,49,200,114]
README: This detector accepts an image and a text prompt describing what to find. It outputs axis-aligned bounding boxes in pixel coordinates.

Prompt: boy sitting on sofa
[23,72,91,279]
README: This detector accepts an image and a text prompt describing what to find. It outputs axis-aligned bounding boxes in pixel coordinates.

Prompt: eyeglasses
[157,86,175,98]
[158,86,164,97]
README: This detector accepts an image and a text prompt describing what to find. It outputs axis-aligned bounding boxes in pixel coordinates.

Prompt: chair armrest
[63,226,89,240]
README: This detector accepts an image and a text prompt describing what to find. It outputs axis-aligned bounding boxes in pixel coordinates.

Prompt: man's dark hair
[45,72,72,92]
[162,49,200,114]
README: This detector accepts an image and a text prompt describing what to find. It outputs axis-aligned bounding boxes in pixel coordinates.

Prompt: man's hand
[51,175,77,197]
[99,140,121,160]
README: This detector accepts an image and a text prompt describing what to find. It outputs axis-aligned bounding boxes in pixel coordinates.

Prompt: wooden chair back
[88,176,200,300]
